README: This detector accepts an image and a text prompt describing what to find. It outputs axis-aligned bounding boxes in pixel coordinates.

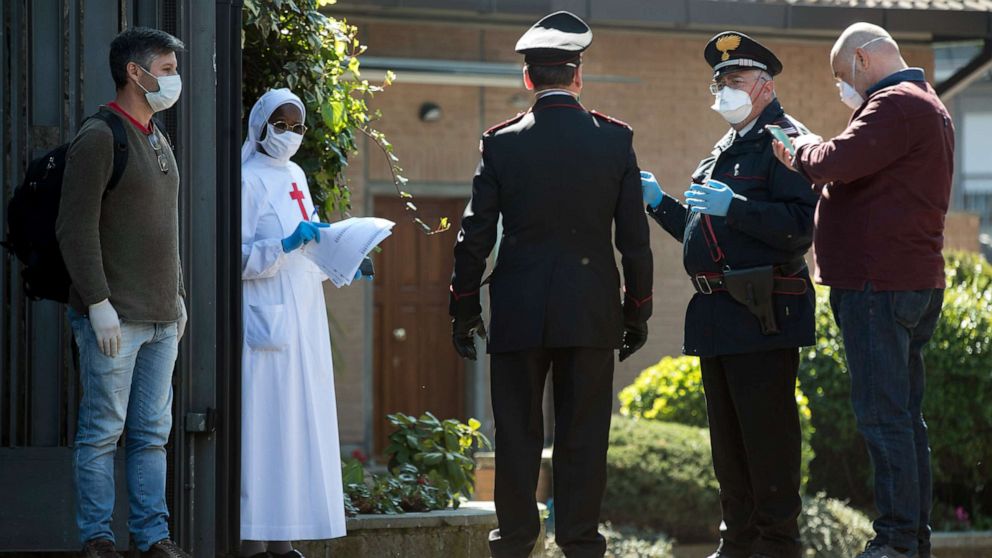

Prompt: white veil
[241,88,306,165]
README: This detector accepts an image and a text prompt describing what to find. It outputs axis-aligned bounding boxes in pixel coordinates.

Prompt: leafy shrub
[931,500,992,532]
[799,251,992,518]
[545,522,674,558]
[604,416,878,553]
[619,356,816,488]
[342,413,490,514]
[798,286,870,506]
[619,356,707,426]
[385,412,491,509]
[243,0,380,215]
[603,416,721,542]
[342,461,443,515]
[242,0,449,233]
[926,253,992,507]
[799,493,874,557]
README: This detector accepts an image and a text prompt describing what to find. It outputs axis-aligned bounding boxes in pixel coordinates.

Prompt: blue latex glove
[684,179,743,217]
[353,257,374,282]
[640,171,665,209]
[282,221,331,253]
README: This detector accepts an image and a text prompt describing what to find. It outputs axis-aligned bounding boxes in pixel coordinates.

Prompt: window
[959,109,992,234]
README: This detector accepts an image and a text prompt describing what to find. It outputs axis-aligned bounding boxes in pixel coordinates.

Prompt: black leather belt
[691,264,809,296]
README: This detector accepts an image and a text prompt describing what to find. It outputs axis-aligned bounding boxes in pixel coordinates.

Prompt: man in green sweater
[56,27,191,558]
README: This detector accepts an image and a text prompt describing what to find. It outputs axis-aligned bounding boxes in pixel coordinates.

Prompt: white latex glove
[88,299,122,357]
[178,296,187,340]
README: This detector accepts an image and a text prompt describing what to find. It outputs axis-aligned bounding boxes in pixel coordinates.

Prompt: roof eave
[327,1,992,41]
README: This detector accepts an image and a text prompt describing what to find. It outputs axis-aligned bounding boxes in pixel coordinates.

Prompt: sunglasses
[147,133,169,174]
[271,120,308,135]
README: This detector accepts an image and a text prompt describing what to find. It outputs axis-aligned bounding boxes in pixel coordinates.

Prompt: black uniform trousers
[488,347,614,558]
[700,347,803,558]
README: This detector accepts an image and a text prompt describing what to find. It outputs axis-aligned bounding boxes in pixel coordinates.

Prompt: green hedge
[604,416,878,554]
[603,416,722,542]
[619,355,816,488]
[618,356,708,426]
[545,522,674,558]
[798,251,992,522]
[800,493,874,557]
[796,285,870,507]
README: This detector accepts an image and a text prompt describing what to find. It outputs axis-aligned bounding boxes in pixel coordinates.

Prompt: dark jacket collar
[866,67,926,97]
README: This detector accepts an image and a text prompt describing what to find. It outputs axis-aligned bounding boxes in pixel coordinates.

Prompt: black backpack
[2,110,129,303]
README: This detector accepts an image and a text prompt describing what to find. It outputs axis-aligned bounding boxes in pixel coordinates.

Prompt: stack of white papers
[301,217,395,287]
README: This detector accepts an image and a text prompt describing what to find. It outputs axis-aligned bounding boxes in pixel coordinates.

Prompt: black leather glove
[619,321,648,362]
[452,315,487,361]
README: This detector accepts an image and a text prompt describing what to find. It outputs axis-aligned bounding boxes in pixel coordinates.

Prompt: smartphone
[359,257,375,278]
[765,124,796,156]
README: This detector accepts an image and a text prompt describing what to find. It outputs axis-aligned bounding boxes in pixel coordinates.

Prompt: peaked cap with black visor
[515,11,592,67]
[705,31,782,79]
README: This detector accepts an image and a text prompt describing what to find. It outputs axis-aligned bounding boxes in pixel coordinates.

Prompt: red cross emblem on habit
[290,182,309,221]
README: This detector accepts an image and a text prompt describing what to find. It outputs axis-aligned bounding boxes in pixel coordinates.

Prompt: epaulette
[590,110,632,131]
[771,115,801,137]
[483,112,527,137]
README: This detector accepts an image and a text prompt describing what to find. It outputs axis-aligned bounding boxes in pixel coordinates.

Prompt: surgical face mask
[711,83,758,125]
[837,53,865,110]
[259,123,303,162]
[135,65,182,113]
[837,80,863,110]
[836,36,886,110]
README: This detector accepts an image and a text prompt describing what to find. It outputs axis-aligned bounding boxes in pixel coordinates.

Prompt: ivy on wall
[243,0,449,234]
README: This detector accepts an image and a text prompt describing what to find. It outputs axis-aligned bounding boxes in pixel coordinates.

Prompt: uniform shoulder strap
[589,110,632,131]
[89,110,129,194]
[483,112,527,137]
[771,114,807,137]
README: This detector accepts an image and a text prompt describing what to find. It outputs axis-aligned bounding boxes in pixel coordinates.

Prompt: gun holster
[722,265,780,335]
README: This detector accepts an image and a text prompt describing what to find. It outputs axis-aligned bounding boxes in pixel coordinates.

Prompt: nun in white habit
[240,89,349,557]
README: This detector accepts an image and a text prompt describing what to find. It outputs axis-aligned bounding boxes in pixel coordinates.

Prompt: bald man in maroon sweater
[773,22,953,558]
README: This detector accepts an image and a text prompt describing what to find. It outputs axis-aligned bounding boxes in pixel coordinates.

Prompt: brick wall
[324,16,936,449]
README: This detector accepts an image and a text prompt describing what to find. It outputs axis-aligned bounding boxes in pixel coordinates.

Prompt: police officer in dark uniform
[640,32,819,558]
[449,11,653,558]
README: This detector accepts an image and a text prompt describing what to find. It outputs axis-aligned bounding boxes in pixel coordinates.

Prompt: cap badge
[716,34,741,61]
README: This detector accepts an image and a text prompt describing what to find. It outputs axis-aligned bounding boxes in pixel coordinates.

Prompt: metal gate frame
[0,0,242,553]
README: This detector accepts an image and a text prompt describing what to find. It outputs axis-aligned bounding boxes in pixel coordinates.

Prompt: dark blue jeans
[830,284,943,555]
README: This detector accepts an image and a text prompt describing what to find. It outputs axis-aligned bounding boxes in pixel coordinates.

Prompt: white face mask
[837,80,863,110]
[711,86,753,125]
[135,65,182,113]
[836,37,886,110]
[259,123,303,162]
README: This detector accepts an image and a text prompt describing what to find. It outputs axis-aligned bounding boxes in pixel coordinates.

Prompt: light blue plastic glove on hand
[282,221,331,253]
[352,256,374,282]
[684,179,744,217]
[640,171,665,209]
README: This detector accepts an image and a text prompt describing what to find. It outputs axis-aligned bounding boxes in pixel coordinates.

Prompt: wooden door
[373,196,469,455]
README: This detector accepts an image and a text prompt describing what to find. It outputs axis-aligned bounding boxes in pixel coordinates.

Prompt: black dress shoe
[270,551,304,558]
[139,539,191,558]
[82,539,123,558]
